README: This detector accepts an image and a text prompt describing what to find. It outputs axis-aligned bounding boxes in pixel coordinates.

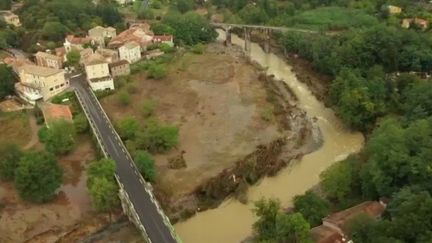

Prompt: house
[118,41,141,64]
[88,26,117,47]
[79,48,94,65]
[109,59,130,77]
[16,64,68,104]
[401,18,429,30]
[108,23,153,50]
[35,51,64,69]
[40,103,73,128]
[153,35,174,47]
[96,48,119,63]
[4,57,34,74]
[145,49,164,60]
[55,47,67,62]
[311,201,386,243]
[0,11,21,27]
[387,5,402,15]
[64,35,93,53]
[84,53,114,91]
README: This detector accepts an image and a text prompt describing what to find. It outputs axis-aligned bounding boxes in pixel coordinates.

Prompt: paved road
[211,22,320,34]
[71,76,177,243]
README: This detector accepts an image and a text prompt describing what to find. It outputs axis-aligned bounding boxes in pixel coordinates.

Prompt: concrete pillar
[225,27,232,46]
[244,27,251,55]
[264,29,271,53]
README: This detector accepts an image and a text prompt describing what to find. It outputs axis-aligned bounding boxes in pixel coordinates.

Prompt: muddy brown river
[174,31,364,243]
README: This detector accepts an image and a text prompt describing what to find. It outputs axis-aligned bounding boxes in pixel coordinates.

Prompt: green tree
[253,198,280,241]
[151,22,174,35]
[294,191,330,227]
[0,0,11,10]
[175,0,195,13]
[73,113,89,133]
[89,177,119,213]
[134,150,156,182]
[386,189,432,242]
[320,159,353,202]
[116,116,139,140]
[137,8,155,20]
[14,151,63,202]
[44,120,76,155]
[0,143,22,181]
[66,50,81,67]
[41,21,68,41]
[87,158,116,187]
[404,82,432,120]
[136,119,179,153]
[275,213,312,243]
[163,12,217,45]
[0,64,16,100]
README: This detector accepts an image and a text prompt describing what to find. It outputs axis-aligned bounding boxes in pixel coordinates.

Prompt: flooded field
[0,135,97,242]
[101,44,284,200]
[174,31,364,243]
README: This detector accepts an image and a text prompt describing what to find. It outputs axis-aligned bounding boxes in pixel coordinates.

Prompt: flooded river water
[174,31,364,243]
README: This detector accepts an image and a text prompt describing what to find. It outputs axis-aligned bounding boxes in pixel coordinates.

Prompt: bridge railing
[74,85,181,243]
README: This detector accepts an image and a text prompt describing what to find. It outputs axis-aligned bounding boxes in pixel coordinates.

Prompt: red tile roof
[323,201,385,230]
[66,35,92,45]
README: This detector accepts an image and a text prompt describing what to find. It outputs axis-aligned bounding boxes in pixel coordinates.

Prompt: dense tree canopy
[163,12,217,45]
[116,116,139,140]
[0,143,22,181]
[0,64,16,100]
[14,151,63,202]
[294,191,330,227]
[253,198,311,242]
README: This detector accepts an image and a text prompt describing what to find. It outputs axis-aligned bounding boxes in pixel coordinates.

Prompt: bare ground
[101,43,284,200]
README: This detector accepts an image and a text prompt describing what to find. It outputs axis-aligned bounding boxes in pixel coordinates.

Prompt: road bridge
[211,22,320,54]
[71,75,179,243]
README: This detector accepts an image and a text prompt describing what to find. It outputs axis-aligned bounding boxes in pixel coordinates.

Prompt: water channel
[174,30,364,243]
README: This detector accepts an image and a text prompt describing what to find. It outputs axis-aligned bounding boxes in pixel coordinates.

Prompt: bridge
[211,22,321,54]
[71,75,180,243]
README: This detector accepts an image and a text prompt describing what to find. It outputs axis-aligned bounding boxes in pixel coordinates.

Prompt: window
[49,88,53,91]
[61,83,64,87]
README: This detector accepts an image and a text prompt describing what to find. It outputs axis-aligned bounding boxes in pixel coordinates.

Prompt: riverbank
[99,42,318,223]
[173,29,363,243]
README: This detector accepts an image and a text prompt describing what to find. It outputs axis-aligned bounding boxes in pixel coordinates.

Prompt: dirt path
[23,114,39,150]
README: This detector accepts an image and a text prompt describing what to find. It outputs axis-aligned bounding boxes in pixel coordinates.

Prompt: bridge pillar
[264,29,271,53]
[244,27,251,56]
[225,27,232,46]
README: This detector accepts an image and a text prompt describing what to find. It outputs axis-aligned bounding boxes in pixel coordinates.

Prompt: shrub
[116,116,139,140]
[73,113,89,133]
[127,84,139,94]
[138,9,155,20]
[38,126,49,143]
[191,43,205,54]
[147,63,167,79]
[136,119,179,153]
[118,91,131,106]
[134,150,156,182]
[261,105,274,122]
[0,143,22,181]
[141,99,157,117]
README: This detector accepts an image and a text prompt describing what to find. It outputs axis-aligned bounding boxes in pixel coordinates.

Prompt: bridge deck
[211,22,319,34]
[72,77,177,243]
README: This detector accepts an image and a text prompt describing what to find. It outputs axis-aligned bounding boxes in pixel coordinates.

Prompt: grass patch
[0,111,31,147]
[289,7,378,30]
